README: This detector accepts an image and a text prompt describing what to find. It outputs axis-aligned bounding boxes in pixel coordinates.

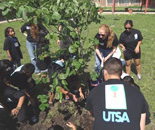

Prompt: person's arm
[140,113,146,130]
[11,95,25,116]
[79,87,84,99]
[135,41,142,54]
[104,46,117,61]
[60,87,78,102]
[23,89,35,106]
[66,122,76,130]
[23,32,27,37]
[95,45,104,61]
[6,50,12,61]
[119,43,126,51]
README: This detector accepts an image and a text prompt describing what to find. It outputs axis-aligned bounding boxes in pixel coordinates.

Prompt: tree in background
[0,0,101,110]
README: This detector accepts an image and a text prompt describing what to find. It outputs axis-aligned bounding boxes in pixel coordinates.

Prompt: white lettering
[103,111,130,123]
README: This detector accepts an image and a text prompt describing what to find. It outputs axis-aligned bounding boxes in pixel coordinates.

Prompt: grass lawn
[0,14,155,129]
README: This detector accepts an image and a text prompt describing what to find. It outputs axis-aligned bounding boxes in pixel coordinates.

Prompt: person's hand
[122,46,126,51]
[8,56,12,61]
[72,94,78,102]
[104,57,108,62]
[80,92,84,99]
[11,108,20,116]
[134,47,139,54]
[57,39,60,46]
[66,122,76,130]
[101,58,104,68]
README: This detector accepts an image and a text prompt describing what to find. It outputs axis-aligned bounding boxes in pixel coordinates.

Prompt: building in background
[94,0,155,8]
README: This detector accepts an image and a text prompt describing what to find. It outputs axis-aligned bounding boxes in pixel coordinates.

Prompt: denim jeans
[95,48,112,76]
[26,40,39,73]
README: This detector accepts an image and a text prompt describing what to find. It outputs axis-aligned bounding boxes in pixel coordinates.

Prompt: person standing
[3,27,23,70]
[86,58,147,130]
[119,20,143,80]
[21,21,49,73]
[94,24,119,76]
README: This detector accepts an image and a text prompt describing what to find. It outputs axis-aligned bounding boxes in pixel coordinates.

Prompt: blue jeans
[95,48,112,76]
[26,40,39,73]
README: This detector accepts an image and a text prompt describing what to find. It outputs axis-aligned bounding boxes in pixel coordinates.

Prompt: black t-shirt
[3,36,23,60]
[21,22,49,43]
[95,33,119,50]
[119,29,143,51]
[10,70,33,90]
[86,79,146,130]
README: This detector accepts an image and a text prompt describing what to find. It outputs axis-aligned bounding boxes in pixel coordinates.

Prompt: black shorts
[124,49,141,60]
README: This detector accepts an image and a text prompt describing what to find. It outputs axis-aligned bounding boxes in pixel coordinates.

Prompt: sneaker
[137,74,141,80]
[31,115,38,124]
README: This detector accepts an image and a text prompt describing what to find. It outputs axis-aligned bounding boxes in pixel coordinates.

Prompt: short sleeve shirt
[9,66,33,90]
[95,33,119,50]
[3,37,23,60]
[86,79,146,130]
[119,29,143,51]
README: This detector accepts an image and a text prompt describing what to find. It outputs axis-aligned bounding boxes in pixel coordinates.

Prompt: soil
[17,100,94,130]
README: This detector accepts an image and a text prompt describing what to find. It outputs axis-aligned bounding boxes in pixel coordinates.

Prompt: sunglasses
[125,27,131,30]
[99,34,105,37]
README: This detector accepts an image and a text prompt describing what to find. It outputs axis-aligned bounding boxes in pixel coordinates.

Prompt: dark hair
[122,76,140,89]
[48,125,64,130]
[21,63,35,75]
[104,58,122,76]
[0,59,13,79]
[124,20,133,27]
[4,27,14,37]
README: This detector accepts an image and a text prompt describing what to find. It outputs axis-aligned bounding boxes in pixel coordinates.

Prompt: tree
[0,0,101,110]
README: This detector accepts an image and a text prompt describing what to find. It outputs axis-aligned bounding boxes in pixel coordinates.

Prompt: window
[132,0,139,4]
[119,0,129,4]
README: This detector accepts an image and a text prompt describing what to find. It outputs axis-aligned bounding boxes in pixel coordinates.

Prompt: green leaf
[40,98,48,103]
[69,45,77,53]
[52,72,57,78]
[73,0,78,6]
[42,77,47,84]
[35,79,41,85]
[53,78,58,86]
[50,84,56,93]
[79,59,84,64]
[59,91,63,101]
[90,71,99,81]
[33,17,38,24]
[0,3,6,10]
[43,15,49,24]
[2,8,10,16]
[61,79,68,86]
[56,86,61,93]
[58,73,66,80]
[65,67,70,77]
[63,85,69,91]
[42,7,48,14]
[39,104,46,111]
[52,12,61,20]
[69,70,76,76]
[70,32,77,39]
[72,60,81,70]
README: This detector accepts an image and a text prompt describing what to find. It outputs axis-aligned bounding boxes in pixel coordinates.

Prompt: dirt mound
[17,100,94,130]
